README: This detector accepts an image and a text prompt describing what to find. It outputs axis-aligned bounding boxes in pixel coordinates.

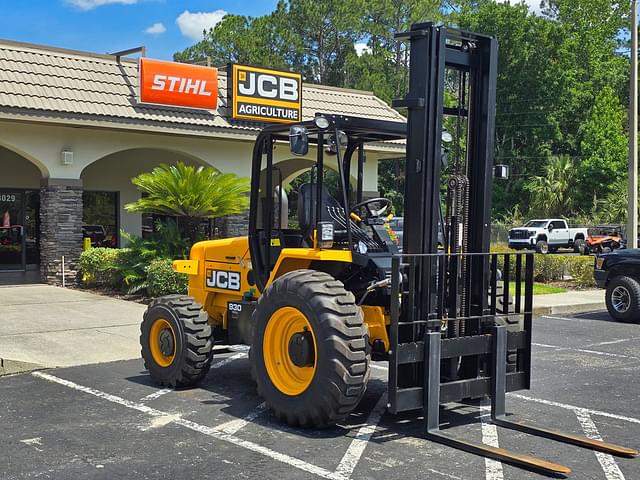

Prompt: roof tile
[0,39,406,135]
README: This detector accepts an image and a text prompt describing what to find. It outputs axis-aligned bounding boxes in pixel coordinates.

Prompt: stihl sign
[139,58,218,110]
[228,64,302,123]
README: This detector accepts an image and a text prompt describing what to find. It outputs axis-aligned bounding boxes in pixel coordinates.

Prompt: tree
[125,162,250,242]
[525,155,576,217]
[578,85,628,204]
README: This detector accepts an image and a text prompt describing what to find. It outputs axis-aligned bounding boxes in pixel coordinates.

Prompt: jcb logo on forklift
[205,269,241,291]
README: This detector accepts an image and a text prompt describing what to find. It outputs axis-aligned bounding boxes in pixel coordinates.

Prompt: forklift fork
[423,326,638,477]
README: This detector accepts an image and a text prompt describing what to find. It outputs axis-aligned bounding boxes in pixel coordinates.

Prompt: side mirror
[289,126,309,156]
[548,225,554,232]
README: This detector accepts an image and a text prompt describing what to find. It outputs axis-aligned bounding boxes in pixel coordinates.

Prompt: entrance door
[0,190,25,270]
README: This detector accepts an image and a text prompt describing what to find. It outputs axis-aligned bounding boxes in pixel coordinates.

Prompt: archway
[0,145,47,273]
[80,148,207,243]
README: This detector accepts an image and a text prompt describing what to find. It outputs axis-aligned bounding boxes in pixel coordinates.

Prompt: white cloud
[65,0,138,11]
[354,42,371,56]
[144,22,166,35]
[502,0,543,15]
[176,10,227,41]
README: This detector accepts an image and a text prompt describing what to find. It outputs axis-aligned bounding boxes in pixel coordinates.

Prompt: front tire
[535,240,549,254]
[251,269,370,428]
[605,276,640,323]
[140,295,213,387]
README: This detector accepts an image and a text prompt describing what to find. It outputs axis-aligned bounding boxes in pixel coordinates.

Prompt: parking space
[1,311,639,480]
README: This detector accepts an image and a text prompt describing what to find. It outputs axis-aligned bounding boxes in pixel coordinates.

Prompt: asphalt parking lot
[1,311,639,480]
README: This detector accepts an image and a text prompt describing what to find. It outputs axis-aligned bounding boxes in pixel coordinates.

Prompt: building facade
[0,39,405,285]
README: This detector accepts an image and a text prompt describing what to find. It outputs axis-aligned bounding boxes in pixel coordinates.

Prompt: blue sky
[0,1,279,60]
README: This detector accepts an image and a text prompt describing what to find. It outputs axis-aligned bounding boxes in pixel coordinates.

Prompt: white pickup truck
[508,219,587,254]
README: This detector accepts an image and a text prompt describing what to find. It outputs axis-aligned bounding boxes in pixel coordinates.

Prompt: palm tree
[125,162,250,242]
[525,155,576,217]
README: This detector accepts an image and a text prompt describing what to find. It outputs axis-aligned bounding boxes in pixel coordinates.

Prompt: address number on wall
[0,194,17,202]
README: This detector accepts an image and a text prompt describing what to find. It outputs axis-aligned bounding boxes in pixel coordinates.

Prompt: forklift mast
[385,23,637,475]
[397,22,496,337]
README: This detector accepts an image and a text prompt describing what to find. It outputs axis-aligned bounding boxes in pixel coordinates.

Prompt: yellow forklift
[140,23,637,475]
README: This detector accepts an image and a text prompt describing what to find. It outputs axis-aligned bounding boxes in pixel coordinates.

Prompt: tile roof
[0,38,406,145]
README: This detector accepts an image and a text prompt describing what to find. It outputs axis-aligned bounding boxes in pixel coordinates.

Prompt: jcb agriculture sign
[228,64,302,123]
[139,58,218,110]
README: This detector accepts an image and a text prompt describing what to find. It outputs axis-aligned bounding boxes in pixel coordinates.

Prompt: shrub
[566,256,596,288]
[146,258,188,297]
[533,254,566,282]
[79,247,122,287]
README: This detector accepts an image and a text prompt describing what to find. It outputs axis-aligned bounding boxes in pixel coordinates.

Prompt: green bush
[146,258,188,297]
[533,254,566,282]
[566,256,596,288]
[79,248,122,287]
[490,249,596,288]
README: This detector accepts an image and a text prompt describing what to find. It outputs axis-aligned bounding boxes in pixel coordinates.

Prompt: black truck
[594,249,640,322]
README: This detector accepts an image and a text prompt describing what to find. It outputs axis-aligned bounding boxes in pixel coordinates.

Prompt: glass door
[0,190,25,270]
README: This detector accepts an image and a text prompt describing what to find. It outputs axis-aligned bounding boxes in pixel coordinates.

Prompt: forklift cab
[248,114,407,292]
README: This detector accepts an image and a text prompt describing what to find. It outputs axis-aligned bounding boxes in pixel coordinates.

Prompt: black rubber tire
[535,240,549,254]
[605,276,640,323]
[573,238,585,254]
[140,295,213,387]
[250,269,370,428]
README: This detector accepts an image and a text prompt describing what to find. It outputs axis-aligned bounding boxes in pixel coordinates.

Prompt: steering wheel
[350,197,392,219]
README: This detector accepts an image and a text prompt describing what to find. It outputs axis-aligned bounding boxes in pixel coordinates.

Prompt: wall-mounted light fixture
[61,150,74,166]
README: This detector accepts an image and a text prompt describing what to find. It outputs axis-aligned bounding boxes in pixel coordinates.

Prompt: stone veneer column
[39,178,83,285]
[215,210,250,238]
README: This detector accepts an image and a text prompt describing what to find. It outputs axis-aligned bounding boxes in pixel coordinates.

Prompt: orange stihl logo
[139,58,218,110]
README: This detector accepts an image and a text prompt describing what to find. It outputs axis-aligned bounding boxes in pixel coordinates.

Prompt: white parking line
[511,394,640,425]
[335,393,387,479]
[32,371,346,480]
[575,409,626,480]
[212,352,247,369]
[479,402,504,480]
[140,388,172,402]
[214,402,268,435]
[532,343,638,360]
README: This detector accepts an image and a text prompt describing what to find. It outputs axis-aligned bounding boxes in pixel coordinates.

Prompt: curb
[0,358,45,376]
[533,301,605,316]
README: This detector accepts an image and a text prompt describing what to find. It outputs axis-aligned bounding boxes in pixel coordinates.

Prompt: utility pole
[629,0,638,248]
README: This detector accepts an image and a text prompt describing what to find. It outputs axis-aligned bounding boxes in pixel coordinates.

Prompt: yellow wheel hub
[263,306,317,396]
[149,318,176,368]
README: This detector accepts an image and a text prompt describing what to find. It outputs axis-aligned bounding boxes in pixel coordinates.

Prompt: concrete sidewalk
[0,285,144,372]
[532,289,605,315]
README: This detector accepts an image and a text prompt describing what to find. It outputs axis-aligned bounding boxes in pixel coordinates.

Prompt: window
[83,191,118,247]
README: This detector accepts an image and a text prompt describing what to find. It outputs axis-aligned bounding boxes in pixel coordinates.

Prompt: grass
[509,283,567,296]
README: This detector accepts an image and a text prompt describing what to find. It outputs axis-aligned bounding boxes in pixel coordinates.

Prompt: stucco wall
[0,119,394,239]
[0,146,42,188]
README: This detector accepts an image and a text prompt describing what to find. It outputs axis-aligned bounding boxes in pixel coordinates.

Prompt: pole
[629,0,638,248]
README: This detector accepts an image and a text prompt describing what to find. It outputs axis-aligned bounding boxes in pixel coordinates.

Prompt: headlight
[596,257,605,270]
[314,115,331,129]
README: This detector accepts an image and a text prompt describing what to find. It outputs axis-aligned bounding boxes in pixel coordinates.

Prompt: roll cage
[248,114,406,291]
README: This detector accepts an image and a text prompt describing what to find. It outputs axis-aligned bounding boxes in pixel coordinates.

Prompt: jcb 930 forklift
[140,23,637,475]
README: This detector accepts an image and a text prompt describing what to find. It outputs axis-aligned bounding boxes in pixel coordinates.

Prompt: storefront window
[83,191,118,247]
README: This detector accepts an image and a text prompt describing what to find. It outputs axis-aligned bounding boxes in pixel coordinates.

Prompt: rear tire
[250,269,370,428]
[535,240,549,254]
[140,295,213,388]
[605,276,640,323]
[573,238,585,254]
